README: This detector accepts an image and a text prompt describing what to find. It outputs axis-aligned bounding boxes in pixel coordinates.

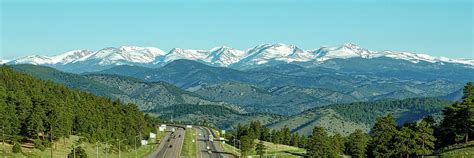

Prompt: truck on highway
[209,134,214,142]
[171,127,176,133]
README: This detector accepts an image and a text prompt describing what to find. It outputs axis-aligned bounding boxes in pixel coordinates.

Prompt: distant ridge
[6,43,473,73]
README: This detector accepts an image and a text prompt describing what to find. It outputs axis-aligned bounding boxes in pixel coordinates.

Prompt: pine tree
[260,127,271,141]
[331,133,345,155]
[290,133,300,147]
[394,123,417,158]
[255,140,266,157]
[415,118,436,157]
[345,129,369,158]
[240,135,254,156]
[459,82,474,143]
[281,126,291,145]
[368,115,398,157]
[439,82,474,145]
[306,126,334,157]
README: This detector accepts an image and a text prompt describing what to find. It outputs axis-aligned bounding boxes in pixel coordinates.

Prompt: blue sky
[1,0,472,59]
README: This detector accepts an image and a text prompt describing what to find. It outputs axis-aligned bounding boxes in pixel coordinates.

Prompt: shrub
[68,146,88,158]
[34,139,46,151]
[12,142,22,153]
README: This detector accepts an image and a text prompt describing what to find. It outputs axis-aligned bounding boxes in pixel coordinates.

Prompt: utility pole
[2,124,5,158]
[73,144,76,158]
[233,138,241,158]
[105,142,108,158]
[105,140,113,158]
[96,141,100,158]
[135,135,138,158]
[118,139,121,158]
[50,126,53,158]
[117,139,125,158]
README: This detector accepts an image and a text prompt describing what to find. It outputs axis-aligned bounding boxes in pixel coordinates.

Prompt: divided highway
[196,126,235,158]
[146,125,235,158]
[145,126,185,158]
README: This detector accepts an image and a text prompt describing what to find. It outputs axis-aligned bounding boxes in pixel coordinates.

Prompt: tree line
[226,82,473,157]
[0,66,157,153]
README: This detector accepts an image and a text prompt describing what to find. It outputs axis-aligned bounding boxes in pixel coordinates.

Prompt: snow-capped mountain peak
[51,50,94,64]
[74,46,166,65]
[312,43,374,61]
[118,46,166,56]
[0,59,7,64]
[6,43,473,72]
[237,43,313,66]
[160,48,210,63]
[10,55,53,65]
[205,46,246,66]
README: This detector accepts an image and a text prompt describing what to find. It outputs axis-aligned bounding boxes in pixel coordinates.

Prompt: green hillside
[192,82,359,115]
[85,74,244,111]
[11,64,243,112]
[146,104,286,129]
[12,64,123,96]
[0,65,156,156]
[98,60,465,115]
[270,98,452,136]
[10,64,276,129]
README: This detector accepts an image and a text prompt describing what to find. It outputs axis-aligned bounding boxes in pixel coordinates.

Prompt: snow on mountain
[236,43,313,66]
[0,59,10,64]
[379,51,474,65]
[9,55,54,65]
[156,48,210,63]
[312,43,375,61]
[204,46,246,66]
[75,46,166,65]
[9,50,92,65]
[309,43,474,66]
[50,50,94,64]
[6,43,474,69]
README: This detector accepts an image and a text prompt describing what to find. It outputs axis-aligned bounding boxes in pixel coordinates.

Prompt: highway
[145,126,185,158]
[196,126,235,158]
[145,125,234,158]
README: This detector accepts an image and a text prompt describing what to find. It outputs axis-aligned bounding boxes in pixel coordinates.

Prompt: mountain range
[3,43,473,135]
[93,59,468,115]
[8,64,458,135]
[4,43,474,73]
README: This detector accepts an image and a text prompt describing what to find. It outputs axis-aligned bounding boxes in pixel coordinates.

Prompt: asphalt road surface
[196,126,235,158]
[145,126,185,158]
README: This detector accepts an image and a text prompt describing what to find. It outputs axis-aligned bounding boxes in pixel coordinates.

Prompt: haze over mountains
[5,43,474,73]
[4,43,474,135]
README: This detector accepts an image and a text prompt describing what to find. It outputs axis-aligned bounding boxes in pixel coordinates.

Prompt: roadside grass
[222,139,306,158]
[437,146,474,158]
[0,135,157,158]
[222,142,240,156]
[181,128,197,157]
[250,140,305,155]
[426,141,474,158]
[155,130,167,142]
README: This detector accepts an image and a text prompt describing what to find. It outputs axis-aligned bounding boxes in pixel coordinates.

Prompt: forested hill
[270,97,452,136]
[0,65,155,149]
